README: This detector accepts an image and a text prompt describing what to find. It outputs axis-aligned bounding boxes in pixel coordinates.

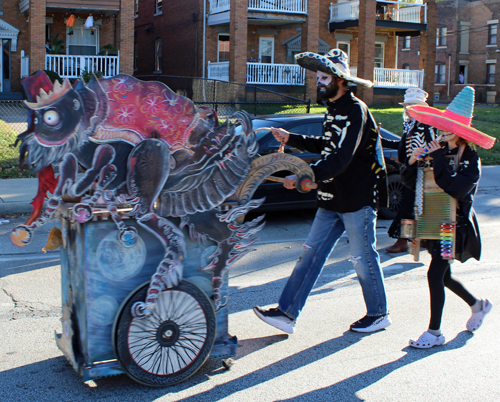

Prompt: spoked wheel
[113,280,216,387]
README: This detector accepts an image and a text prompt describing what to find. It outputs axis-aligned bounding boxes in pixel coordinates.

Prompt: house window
[458,65,466,84]
[155,0,163,15]
[374,43,384,68]
[337,42,350,63]
[487,64,495,84]
[436,27,447,47]
[488,24,497,46]
[67,27,98,55]
[154,38,162,73]
[218,34,230,62]
[435,63,446,84]
[403,36,411,50]
[135,0,139,17]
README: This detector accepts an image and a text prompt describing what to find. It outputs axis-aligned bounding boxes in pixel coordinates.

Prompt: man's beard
[318,81,339,100]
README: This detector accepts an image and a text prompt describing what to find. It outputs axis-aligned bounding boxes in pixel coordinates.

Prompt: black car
[237,114,403,219]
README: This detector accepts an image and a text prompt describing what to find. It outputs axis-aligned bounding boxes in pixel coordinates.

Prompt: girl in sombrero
[403,86,495,348]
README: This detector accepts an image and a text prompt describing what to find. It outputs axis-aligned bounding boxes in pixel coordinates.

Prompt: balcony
[208,0,307,18]
[19,0,120,13]
[207,62,305,85]
[329,0,427,30]
[208,62,423,89]
[46,54,120,79]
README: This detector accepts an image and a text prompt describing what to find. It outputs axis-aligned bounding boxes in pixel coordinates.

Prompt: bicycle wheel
[114,280,216,386]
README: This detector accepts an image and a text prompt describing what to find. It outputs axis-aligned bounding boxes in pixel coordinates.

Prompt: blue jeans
[278,206,388,320]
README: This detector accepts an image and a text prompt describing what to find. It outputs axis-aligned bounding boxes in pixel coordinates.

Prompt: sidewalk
[1,166,499,216]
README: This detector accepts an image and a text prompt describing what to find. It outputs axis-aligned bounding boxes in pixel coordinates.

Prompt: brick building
[0,0,134,98]
[134,0,437,105]
[398,0,499,104]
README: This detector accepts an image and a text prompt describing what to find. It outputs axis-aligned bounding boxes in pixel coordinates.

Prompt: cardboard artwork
[10,71,314,385]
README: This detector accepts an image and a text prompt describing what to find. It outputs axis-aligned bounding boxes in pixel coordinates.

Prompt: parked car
[236,114,403,219]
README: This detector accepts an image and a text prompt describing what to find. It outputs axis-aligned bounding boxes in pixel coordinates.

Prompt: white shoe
[409,331,446,349]
[467,299,492,332]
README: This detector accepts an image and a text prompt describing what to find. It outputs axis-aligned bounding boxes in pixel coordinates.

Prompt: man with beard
[254,49,391,334]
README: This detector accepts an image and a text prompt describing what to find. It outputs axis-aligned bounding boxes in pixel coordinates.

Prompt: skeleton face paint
[316,71,340,100]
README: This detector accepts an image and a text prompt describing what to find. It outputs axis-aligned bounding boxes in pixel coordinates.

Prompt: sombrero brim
[406,105,496,149]
[295,52,373,88]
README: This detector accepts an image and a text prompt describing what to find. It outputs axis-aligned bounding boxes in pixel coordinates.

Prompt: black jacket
[401,143,481,262]
[287,90,387,213]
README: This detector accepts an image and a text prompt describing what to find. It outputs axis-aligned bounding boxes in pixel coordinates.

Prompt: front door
[259,37,274,63]
[2,40,11,93]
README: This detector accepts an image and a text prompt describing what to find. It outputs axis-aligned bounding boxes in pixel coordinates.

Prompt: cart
[10,71,315,386]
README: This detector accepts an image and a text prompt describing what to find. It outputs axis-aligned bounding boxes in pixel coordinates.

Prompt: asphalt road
[1,188,499,401]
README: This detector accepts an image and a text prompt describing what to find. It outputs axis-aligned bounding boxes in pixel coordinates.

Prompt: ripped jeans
[278,207,388,320]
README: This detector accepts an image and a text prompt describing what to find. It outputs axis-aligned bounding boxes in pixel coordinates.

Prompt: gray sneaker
[253,306,296,334]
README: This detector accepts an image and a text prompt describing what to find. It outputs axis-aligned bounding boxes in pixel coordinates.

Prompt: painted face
[316,71,339,100]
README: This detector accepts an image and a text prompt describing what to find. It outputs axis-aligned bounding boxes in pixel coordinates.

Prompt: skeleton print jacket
[287,90,387,213]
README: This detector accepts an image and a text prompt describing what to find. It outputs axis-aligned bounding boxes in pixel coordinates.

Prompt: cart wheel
[114,280,216,387]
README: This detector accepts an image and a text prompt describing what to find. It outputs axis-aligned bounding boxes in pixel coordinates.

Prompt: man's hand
[270,127,290,144]
[284,174,297,189]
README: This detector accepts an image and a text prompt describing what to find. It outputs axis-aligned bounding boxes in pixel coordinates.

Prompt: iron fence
[136,75,312,117]
[0,100,31,178]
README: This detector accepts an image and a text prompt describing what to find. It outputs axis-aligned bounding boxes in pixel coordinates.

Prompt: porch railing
[373,68,424,88]
[207,61,230,81]
[248,0,307,13]
[350,67,424,88]
[21,51,29,79]
[45,54,120,79]
[246,63,305,85]
[330,1,427,24]
[209,0,307,14]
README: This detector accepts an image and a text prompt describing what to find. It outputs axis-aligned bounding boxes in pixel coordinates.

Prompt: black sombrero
[295,49,373,88]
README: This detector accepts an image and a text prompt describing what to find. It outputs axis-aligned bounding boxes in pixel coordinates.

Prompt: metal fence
[0,100,30,178]
[0,76,311,178]
[135,75,312,117]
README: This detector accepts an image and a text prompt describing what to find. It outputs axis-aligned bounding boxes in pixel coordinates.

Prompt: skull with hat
[295,49,373,88]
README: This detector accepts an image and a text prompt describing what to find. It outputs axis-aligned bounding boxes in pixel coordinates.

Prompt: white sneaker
[253,306,296,334]
[467,299,492,332]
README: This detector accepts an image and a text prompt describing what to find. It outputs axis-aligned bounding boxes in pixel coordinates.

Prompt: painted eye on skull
[73,99,80,110]
[43,110,60,126]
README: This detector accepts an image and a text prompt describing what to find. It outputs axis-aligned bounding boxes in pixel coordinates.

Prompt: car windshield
[234,119,286,141]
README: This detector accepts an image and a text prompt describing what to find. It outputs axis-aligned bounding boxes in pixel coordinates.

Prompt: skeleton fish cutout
[15,72,258,223]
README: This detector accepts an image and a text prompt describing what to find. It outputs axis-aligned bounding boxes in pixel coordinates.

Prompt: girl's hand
[409,147,426,165]
[426,140,442,154]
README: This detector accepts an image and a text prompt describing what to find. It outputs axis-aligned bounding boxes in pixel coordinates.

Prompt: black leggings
[427,255,477,330]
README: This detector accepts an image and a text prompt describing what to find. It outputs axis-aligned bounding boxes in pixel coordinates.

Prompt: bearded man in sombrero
[253,49,392,334]
[402,86,495,348]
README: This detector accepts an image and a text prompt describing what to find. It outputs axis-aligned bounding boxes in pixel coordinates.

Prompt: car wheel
[379,173,403,220]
